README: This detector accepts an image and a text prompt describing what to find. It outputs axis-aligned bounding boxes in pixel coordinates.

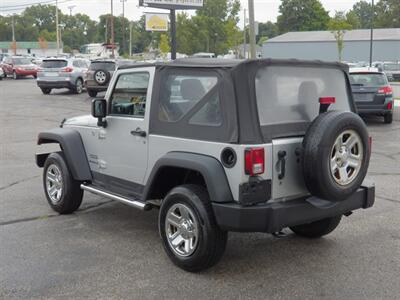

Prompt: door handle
[130,128,147,137]
[277,150,287,180]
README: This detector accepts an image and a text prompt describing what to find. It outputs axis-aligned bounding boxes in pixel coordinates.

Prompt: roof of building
[265,28,400,43]
[0,41,60,49]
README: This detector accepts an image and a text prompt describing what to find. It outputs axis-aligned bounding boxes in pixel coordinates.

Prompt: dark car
[84,59,135,97]
[1,56,38,79]
[349,68,394,124]
[373,62,400,82]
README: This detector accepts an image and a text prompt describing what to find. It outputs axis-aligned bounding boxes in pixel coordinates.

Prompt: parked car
[84,59,135,97]
[373,62,400,82]
[36,59,374,272]
[0,53,10,63]
[37,58,90,94]
[1,56,38,79]
[349,67,394,123]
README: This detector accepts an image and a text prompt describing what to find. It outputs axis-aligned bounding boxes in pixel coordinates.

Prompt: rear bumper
[212,184,375,233]
[84,82,108,91]
[37,80,74,89]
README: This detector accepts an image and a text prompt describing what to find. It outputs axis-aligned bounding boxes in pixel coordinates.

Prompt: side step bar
[80,184,150,211]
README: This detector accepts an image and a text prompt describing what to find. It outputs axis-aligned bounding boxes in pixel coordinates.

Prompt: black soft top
[118,58,349,72]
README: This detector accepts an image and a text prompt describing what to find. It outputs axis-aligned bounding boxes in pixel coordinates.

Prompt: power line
[0,0,72,13]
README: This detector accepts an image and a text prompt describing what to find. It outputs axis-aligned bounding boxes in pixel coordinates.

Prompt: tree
[257,21,279,42]
[375,0,400,28]
[328,12,353,62]
[349,1,372,29]
[159,34,170,57]
[277,0,330,33]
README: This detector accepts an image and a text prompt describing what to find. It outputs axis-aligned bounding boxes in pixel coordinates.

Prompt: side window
[110,72,149,117]
[159,74,219,123]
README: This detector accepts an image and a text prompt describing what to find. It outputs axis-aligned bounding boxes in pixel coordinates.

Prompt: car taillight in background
[377,86,392,95]
[387,101,393,110]
[245,148,265,176]
[61,67,73,73]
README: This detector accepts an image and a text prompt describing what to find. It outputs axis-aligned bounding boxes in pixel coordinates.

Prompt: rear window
[13,58,32,65]
[349,73,388,87]
[41,60,67,68]
[255,66,350,126]
[89,62,115,71]
[383,63,400,71]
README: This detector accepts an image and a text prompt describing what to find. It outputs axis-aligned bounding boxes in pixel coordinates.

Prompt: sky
[0,0,363,24]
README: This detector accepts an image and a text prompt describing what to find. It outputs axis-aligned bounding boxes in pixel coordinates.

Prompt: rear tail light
[245,148,265,176]
[377,86,392,95]
[387,101,393,110]
[61,67,73,73]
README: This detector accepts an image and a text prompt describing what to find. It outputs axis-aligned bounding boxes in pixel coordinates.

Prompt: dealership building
[0,41,61,57]
[262,28,400,62]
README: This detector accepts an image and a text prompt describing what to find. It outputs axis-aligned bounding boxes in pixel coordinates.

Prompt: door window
[110,72,150,118]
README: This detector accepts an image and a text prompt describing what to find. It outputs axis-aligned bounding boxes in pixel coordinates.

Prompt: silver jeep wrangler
[36,59,375,272]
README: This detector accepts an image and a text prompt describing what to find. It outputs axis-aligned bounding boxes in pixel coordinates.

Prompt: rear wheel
[73,78,83,94]
[290,216,342,238]
[41,88,51,95]
[159,184,227,272]
[43,152,83,214]
[384,113,393,124]
[87,89,98,97]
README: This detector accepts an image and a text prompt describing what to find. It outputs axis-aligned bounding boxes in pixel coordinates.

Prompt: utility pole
[369,0,374,67]
[111,0,115,58]
[11,14,16,55]
[170,9,177,60]
[56,0,60,55]
[248,0,256,59]
[129,21,133,57]
[67,5,76,16]
[243,8,246,59]
[121,0,127,55]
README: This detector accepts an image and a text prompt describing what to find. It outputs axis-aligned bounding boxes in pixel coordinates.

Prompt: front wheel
[41,88,51,95]
[290,215,342,238]
[159,185,227,272]
[43,152,83,214]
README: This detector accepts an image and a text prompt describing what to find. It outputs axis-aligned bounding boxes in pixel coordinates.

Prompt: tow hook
[272,231,289,238]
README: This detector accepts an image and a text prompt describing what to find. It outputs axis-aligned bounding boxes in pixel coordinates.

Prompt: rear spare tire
[94,69,110,86]
[302,111,369,201]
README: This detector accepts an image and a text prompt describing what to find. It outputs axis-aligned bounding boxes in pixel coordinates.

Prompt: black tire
[384,113,393,124]
[73,78,84,94]
[41,88,51,95]
[43,152,83,214]
[87,89,98,97]
[159,184,227,272]
[33,75,37,79]
[94,69,110,86]
[290,215,342,238]
[302,111,370,201]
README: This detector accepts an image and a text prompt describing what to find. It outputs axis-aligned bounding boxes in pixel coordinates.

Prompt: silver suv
[37,58,89,94]
[36,59,375,272]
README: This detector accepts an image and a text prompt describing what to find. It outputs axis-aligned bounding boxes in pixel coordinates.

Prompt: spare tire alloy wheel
[94,70,108,86]
[165,203,199,257]
[330,130,363,186]
[302,111,369,201]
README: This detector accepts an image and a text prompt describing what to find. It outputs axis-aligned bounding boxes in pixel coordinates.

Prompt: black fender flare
[36,128,92,181]
[143,152,234,203]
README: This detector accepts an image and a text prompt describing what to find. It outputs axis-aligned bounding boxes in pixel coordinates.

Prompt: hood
[63,115,98,127]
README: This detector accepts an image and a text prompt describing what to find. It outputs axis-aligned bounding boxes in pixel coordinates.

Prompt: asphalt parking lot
[0,77,399,300]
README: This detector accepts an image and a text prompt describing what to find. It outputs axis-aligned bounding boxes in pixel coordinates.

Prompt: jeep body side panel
[36,128,92,181]
[143,151,234,203]
[145,135,273,202]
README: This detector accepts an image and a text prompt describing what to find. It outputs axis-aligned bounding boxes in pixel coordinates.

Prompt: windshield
[255,66,350,126]
[41,60,68,68]
[350,73,388,87]
[384,64,400,71]
[13,58,32,65]
[89,62,115,71]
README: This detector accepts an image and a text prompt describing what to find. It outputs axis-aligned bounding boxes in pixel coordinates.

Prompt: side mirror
[91,99,107,127]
